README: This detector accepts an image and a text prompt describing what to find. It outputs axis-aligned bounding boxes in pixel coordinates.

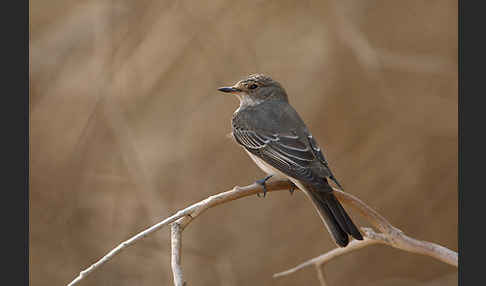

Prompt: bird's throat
[235,94,263,113]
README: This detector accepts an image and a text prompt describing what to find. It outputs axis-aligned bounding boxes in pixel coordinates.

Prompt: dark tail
[306,185,363,247]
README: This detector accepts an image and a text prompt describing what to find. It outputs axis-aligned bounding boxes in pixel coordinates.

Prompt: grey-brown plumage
[218,74,363,247]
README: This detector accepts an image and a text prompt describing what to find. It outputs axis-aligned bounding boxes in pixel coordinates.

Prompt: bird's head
[218,74,288,107]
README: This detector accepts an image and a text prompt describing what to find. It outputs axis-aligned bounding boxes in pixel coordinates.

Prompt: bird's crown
[238,74,274,87]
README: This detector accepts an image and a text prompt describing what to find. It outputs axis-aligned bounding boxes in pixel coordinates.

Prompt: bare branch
[67,178,456,286]
[171,220,185,286]
[333,189,458,267]
[273,231,381,278]
[315,264,328,286]
[273,189,458,281]
[66,179,292,286]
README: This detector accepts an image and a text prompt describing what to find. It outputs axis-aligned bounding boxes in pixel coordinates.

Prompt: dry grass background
[29,0,457,285]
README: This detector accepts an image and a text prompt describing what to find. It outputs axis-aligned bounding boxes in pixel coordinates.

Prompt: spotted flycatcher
[218,74,363,247]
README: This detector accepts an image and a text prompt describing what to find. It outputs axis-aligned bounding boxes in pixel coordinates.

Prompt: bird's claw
[256,175,273,198]
[288,182,296,195]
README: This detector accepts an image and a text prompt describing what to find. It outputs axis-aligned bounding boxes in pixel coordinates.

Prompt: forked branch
[67,180,291,285]
[67,179,457,286]
[273,189,457,284]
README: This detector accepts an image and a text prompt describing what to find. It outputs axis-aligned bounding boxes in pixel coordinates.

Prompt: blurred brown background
[30,0,457,285]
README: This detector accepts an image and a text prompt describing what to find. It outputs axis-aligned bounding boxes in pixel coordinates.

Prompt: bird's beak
[218,86,241,94]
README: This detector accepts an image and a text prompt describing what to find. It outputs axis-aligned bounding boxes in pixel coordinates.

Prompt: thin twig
[333,189,458,267]
[67,178,457,286]
[315,264,328,286]
[67,179,292,286]
[273,231,381,278]
[171,219,185,286]
[273,190,458,281]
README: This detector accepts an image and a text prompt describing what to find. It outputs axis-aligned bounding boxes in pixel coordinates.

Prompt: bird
[218,74,363,247]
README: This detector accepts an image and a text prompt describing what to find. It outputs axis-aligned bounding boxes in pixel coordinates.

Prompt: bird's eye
[248,84,258,90]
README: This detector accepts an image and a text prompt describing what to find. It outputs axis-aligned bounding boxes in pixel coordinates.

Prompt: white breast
[245,150,287,179]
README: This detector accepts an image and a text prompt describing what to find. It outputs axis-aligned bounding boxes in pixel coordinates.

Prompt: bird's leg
[288,181,296,195]
[256,175,273,198]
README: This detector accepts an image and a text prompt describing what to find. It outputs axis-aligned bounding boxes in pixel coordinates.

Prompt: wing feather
[307,134,343,189]
[233,127,344,189]
[233,128,323,184]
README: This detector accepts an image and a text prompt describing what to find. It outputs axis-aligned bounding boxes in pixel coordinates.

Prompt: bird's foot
[256,175,273,198]
[288,181,296,195]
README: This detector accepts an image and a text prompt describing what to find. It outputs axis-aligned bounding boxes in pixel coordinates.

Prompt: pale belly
[245,149,312,193]
[245,149,308,191]
[245,150,287,179]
